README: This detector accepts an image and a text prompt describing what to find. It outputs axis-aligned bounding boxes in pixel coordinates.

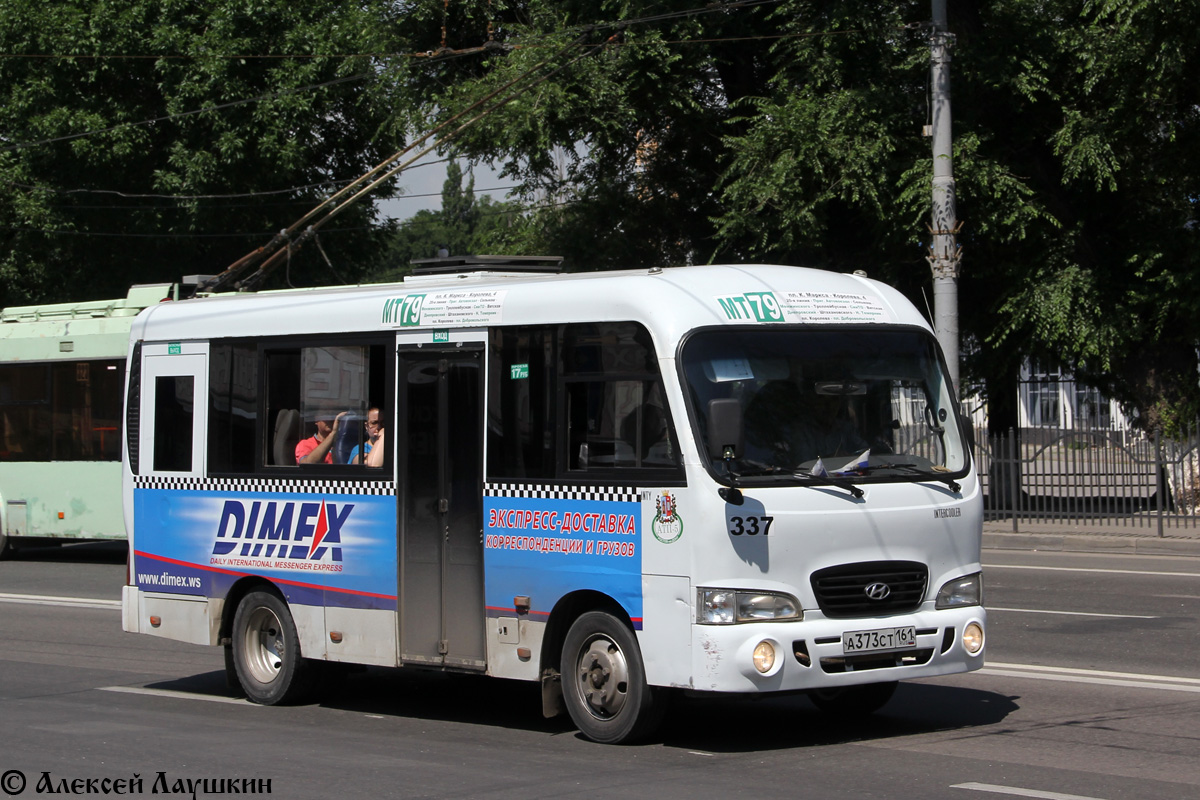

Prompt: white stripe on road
[952,783,1107,800]
[99,686,253,706]
[0,592,120,610]
[987,563,1200,578]
[981,662,1200,693]
[987,606,1157,619]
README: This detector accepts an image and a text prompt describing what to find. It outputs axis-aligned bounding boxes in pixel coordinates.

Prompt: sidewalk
[983,518,1200,557]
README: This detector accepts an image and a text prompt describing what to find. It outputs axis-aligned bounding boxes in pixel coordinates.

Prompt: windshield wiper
[722,458,792,481]
[792,471,865,499]
[856,461,962,492]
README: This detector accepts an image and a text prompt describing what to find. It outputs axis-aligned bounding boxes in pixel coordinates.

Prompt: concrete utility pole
[928,0,961,393]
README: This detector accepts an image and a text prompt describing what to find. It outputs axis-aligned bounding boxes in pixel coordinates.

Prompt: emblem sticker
[652,491,684,544]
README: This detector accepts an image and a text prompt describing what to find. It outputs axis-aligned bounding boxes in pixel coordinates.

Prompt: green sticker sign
[510,363,529,380]
[381,294,426,327]
[716,291,784,322]
[168,343,181,355]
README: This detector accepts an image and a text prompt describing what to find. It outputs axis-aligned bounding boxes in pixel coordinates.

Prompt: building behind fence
[967,372,1200,535]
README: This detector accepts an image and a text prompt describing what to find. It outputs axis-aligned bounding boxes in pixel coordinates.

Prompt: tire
[561,611,665,744]
[0,530,10,560]
[231,590,314,705]
[808,681,898,716]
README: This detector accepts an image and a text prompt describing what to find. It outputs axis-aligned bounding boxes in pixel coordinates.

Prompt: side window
[562,323,680,475]
[487,326,555,479]
[154,376,195,472]
[207,337,390,474]
[487,322,682,481]
[268,341,389,470]
[0,360,124,462]
[0,364,50,461]
[208,342,258,473]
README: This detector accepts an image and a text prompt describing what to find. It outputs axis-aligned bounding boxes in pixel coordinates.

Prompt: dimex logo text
[212,499,350,567]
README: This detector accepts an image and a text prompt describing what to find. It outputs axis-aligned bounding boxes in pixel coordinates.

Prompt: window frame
[487,322,686,486]
[206,332,395,479]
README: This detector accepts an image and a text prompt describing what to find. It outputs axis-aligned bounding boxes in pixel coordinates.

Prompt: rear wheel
[808,681,898,715]
[561,611,665,744]
[231,590,314,705]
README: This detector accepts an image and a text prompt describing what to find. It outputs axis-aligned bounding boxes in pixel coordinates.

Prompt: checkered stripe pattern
[485,482,640,504]
[133,476,396,495]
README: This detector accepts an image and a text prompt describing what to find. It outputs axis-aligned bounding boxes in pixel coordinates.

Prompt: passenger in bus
[295,409,348,465]
[348,407,383,465]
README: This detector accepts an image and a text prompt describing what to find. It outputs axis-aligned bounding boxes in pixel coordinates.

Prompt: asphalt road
[1,542,1198,800]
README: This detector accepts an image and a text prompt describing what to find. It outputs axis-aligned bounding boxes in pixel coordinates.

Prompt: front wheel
[808,681,898,716]
[231,590,314,705]
[561,611,665,744]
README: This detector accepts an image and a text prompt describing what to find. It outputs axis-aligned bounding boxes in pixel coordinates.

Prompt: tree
[386,0,1200,426]
[374,160,534,279]
[0,0,409,307]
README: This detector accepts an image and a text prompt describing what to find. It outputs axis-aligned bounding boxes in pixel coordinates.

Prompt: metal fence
[975,421,1200,534]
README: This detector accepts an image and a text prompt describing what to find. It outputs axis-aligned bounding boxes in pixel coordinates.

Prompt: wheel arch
[219,576,284,643]
[539,589,633,677]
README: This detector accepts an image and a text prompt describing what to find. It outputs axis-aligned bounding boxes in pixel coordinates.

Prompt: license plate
[842,626,917,654]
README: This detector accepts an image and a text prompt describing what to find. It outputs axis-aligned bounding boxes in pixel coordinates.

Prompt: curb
[983,531,1200,557]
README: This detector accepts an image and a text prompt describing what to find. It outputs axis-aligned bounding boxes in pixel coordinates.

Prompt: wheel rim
[574,634,630,720]
[242,605,285,684]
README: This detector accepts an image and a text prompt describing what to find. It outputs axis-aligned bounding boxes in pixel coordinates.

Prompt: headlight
[936,572,983,609]
[698,589,802,624]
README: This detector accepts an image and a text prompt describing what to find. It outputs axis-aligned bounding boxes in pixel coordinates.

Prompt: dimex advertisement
[132,488,398,610]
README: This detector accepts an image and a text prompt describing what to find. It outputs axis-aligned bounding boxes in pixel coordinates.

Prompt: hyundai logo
[864,582,891,600]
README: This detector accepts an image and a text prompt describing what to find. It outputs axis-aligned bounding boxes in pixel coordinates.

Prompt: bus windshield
[682,327,969,484]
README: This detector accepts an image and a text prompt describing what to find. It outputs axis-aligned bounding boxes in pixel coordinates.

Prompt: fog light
[962,622,984,655]
[753,641,776,673]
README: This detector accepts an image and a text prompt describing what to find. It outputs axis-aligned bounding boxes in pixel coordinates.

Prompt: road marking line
[980,662,1200,693]
[0,592,120,610]
[987,606,1157,619]
[98,686,253,706]
[987,564,1200,578]
[952,782,1107,800]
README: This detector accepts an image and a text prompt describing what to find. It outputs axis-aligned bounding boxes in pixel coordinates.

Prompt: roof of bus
[130,264,931,348]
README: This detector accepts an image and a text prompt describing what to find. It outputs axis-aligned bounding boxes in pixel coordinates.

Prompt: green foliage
[3,0,1199,426]
[0,0,408,306]
[389,0,1200,424]
[372,161,535,280]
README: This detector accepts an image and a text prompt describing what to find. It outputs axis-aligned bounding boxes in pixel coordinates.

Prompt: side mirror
[707,398,744,461]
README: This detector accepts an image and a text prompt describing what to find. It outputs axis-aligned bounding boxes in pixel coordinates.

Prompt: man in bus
[295,408,348,465]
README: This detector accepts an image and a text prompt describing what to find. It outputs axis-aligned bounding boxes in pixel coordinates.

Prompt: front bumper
[691,604,986,693]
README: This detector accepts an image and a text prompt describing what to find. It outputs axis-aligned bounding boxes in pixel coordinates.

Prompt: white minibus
[121,261,984,743]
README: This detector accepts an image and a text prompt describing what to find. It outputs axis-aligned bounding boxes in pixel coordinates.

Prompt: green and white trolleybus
[120,262,985,743]
[0,284,174,557]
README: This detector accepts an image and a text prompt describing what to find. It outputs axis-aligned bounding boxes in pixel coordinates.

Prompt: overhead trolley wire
[215,26,625,292]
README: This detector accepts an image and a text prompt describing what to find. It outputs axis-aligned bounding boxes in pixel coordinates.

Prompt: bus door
[398,345,486,669]
[136,344,208,478]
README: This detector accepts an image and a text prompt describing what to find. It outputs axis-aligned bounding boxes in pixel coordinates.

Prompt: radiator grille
[810,560,927,618]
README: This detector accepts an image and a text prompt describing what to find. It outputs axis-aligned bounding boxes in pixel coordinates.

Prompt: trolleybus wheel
[0,531,9,560]
[561,611,664,744]
[231,590,313,705]
[808,681,898,716]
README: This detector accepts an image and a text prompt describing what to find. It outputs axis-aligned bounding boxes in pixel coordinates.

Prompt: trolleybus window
[0,360,125,462]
